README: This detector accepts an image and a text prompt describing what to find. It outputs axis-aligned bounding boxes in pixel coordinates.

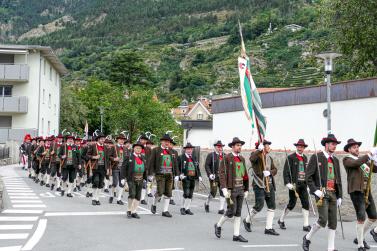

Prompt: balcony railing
[0,96,28,113]
[0,64,29,82]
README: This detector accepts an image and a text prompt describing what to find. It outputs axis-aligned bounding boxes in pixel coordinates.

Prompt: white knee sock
[234,217,241,236]
[117,187,123,201]
[67,183,72,194]
[356,222,364,247]
[279,206,289,222]
[46,174,50,185]
[219,196,225,210]
[266,209,275,229]
[163,197,170,212]
[327,229,335,251]
[364,219,375,233]
[184,199,191,210]
[206,194,212,205]
[303,209,309,227]
[94,188,99,201]
[56,177,61,188]
[246,209,257,224]
[306,222,321,240]
[217,215,229,227]
[141,189,146,200]
[132,200,140,213]
[127,198,133,212]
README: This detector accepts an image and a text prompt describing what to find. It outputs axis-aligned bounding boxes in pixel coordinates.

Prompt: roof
[0,44,68,76]
[187,99,211,117]
[212,77,377,114]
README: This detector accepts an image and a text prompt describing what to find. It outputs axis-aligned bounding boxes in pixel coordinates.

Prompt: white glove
[286,183,294,190]
[221,188,229,198]
[120,179,125,186]
[258,144,264,151]
[314,190,323,198]
[199,177,203,182]
[174,176,179,182]
[244,191,248,198]
[179,174,186,180]
[209,174,215,180]
[263,170,270,177]
[337,198,342,207]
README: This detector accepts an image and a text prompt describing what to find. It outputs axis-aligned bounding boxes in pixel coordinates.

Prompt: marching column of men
[19,132,377,250]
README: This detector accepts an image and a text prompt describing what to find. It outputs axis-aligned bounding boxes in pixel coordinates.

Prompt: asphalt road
[0,164,374,251]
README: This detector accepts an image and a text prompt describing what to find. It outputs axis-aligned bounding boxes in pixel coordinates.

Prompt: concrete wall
[192,148,371,219]
[213,97,377,151]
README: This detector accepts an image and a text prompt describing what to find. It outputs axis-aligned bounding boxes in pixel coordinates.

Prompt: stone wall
[191,149,374,220]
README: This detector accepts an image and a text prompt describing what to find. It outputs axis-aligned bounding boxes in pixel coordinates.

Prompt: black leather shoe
[56,187,61,192]
[117,200,124,205]
[151,205,156,214]
[354,238,370,249]
[89,193,93,197]
[131,213,140,219]
[243,219,252,232]
[40,181,44,186]
[46,184,50,188]
[127,211,132,218]
[205,203,209,213]
[96,200,101,205]
[302,235,311,251]
[358,247,366,251]
[86,192,90,198]
[303,225,311,232]
[77,186,81,191]
[148,193,153,197]
[141,200,147,205]
[185,209,194,215]
[214,223,221,238]
[109,197,113,204]
[264,228,279,236]
[162,211,172,218]
[60,190,65,196]
[73,187,77,192]
[169,199,176,205]
[92,200,97,206]
[180,208,186,215]
[218,209,224,215]
[50,184,54,190]
[67,193,73,197]
[278,219,286,230]
[233,235,248,242]
[104,188,109,193]
[371,229,377,242]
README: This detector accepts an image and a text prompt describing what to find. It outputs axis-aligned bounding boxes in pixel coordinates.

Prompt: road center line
[2,209,43,214]
[45,211,151,217]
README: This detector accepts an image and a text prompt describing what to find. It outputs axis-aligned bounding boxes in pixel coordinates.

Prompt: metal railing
[0,64,29,82]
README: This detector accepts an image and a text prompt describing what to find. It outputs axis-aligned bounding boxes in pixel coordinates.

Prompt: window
[48,94,51,108]
[197,112,203,120]
[0,86,13,97]
[49,67,52,81]
[42,89,45,104]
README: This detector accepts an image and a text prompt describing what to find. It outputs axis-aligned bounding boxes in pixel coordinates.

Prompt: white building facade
[210,78,377,151]
[0,45,67,142]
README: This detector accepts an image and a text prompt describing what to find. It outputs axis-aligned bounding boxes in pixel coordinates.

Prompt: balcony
[0,64,29,82]
[0,96,28,113]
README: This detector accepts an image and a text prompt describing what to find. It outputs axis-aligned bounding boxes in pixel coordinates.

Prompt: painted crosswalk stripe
[2,209,43,214]
[8,193,36,195]
[11,200,43,204]
[0,233,29,239]
[0,216,38,221]
[0,246,23,251]
[0,225,33,230]
[13,205,46,208]
[9,196,39,199]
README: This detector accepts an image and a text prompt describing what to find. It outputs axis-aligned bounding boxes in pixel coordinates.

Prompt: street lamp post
[315,52,342,134]
[99,106,104,133]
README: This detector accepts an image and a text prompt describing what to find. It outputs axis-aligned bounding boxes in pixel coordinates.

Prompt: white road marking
[13,205,46,208]
[11,200,43,204]
[21,219,47,251]
[8,193,36,196]
[0,246,22,251]
[241,244,299,248]
[0,216,38,221]
[45,211,151,217]
[2,209,43,214]
[9,196,39,199]
[0,225,33,230]
[0,233,29,239]
[39,192,56,197]
[129,248,184,251]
